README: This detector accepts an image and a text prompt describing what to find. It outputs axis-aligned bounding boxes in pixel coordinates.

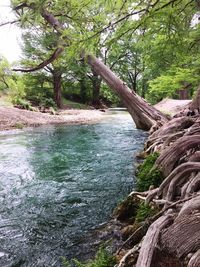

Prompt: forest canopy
[0,0,199,108]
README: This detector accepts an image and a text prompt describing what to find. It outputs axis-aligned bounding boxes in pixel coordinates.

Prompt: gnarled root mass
[115,102,200,267]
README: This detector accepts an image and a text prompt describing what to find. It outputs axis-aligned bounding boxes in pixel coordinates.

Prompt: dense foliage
[0,1,199,108]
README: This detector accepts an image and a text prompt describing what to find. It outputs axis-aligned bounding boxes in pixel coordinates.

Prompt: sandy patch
[0,107,104,131]
[154,98,191,115]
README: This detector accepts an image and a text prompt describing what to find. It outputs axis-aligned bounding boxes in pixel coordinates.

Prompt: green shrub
[136,152,163,192]
[14,122,24,129]
[27,95,57,109]
[39,97,57,109]
[62,247,116,267]
[135,202,156,223]
[13,98,33,110]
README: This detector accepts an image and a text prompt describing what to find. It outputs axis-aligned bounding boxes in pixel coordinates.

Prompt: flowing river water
[0,111,147,267]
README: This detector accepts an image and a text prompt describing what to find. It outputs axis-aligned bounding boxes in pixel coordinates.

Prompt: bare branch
[0,19,20,27]
[12,47,64,73]
[13,3,29,11]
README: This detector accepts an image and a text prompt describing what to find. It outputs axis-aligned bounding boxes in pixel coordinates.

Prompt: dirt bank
[0,99,192,131]
[0,107,104,131]
[154,98,191,115]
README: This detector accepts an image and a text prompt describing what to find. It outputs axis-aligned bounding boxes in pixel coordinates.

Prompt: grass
[62,98,91,109]
[14,122,24,129]
[0,95,12,106]
[135,202,157,223]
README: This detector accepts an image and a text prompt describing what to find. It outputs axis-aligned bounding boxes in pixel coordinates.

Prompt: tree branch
[0,19,20,27]
[12,47,63,73]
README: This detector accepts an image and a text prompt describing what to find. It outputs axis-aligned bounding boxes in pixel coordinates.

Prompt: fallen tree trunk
[86,55,169,130]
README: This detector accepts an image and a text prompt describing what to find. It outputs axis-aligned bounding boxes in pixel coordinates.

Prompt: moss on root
[136,152,163,191]
[113,195,140,222]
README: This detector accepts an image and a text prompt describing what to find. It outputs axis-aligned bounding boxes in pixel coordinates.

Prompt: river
[0,111,147,266]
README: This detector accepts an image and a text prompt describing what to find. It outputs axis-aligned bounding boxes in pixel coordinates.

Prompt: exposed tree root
[112,90,200,267]
[187,249,200,267]
[188,151,200,162]
[161,213,200,258]
[136,214,173,267]
[155,135,200,176]
[178,195,200,218]
[165,167,200,202]
[117,246,139,267]
[157,162,200,197]
[116,106,200,266]
[150,117,194,140]
[116,223,149,255]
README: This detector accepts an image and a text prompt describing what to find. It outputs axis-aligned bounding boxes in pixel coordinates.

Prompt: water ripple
[0,112,147,266]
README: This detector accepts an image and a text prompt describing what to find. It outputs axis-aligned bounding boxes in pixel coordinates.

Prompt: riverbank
[114,96,200,266]
[0,106,105,131]
[0,99,191,131]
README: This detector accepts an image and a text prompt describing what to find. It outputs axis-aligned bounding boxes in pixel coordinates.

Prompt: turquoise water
[0,112,146,266]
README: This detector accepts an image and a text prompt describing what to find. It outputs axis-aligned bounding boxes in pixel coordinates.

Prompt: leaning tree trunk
[87,55,169,130]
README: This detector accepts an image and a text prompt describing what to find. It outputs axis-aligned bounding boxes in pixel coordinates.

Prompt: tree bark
[188,249,200,267]
[189,87,200,112]
[156,135,200,177]
[136,214,173,267]
[52,70,62,108]
[161,213,200,258]
[91,69,102,107]
[87,54,169,130]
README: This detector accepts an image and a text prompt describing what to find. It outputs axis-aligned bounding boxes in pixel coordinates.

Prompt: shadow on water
[0,111,147,266]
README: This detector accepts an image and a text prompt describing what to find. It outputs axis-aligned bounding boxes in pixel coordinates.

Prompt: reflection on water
[0,112,147,266]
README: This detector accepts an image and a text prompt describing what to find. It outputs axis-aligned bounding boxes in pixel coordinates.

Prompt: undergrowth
[62,247,116,267]
[136,152,163,191]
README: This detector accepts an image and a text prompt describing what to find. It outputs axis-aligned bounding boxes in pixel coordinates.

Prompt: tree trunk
[53,70,62,108]
[178,89,189,100]
[87,54,169,130]
[189,87,200,112]
[91,69,102,107]
[128,69,138,93]
[79,78,87,103]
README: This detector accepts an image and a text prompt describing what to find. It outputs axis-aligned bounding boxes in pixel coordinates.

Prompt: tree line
[0,0,199,110]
